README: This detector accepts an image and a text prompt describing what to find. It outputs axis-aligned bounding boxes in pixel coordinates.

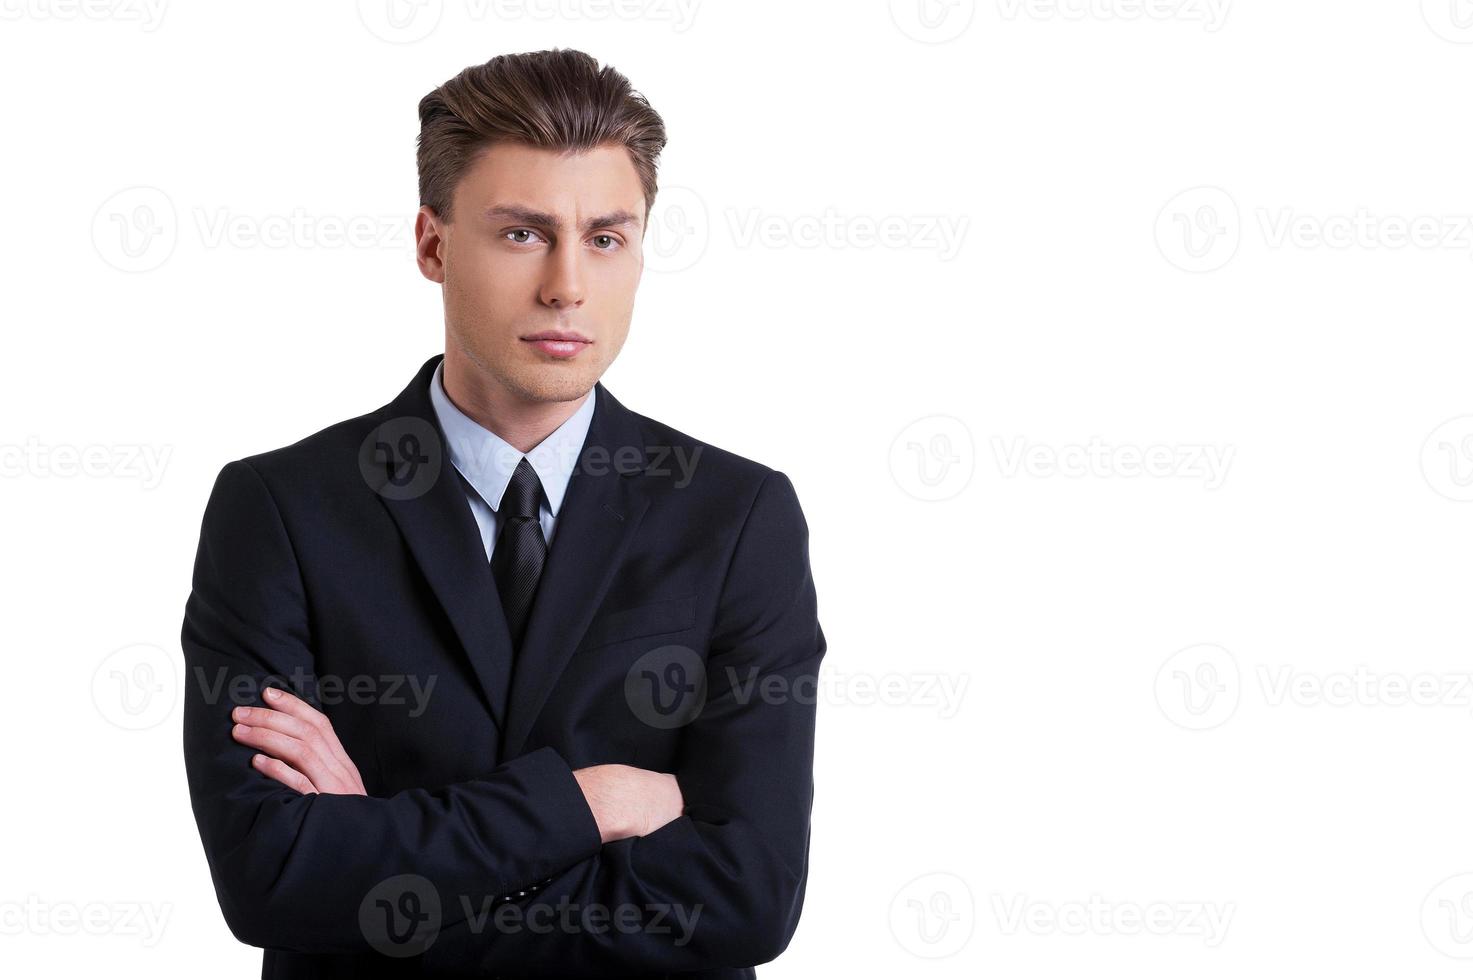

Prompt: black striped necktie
[491,456,547,652]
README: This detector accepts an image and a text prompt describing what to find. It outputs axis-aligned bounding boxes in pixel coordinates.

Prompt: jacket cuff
[502,745,603,870]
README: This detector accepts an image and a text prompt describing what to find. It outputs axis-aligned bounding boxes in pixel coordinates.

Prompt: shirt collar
[428,359,596,516]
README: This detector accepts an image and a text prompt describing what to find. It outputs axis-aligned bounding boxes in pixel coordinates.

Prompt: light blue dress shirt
[427,360,597,562]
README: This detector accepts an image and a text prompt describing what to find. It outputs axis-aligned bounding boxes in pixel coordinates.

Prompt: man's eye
[506,229,541,245]
[592,234,620,250]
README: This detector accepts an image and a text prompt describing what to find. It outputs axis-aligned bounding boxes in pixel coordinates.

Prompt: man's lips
[520,331,592,359]
[522,330,591,343]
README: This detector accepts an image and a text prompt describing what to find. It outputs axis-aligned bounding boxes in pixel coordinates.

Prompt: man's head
[414,49,666,407]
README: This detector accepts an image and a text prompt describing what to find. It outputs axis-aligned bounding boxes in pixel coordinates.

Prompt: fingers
[231,702,317,744]
[231,707,354,791]
[231,719,343,787]
[250,754,318,795]
[256,687,363,780]
[228,688,367,795]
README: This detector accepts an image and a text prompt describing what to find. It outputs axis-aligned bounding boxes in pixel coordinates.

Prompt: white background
[4,0,1473,976]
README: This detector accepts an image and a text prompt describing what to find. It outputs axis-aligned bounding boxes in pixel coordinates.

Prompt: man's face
[418,142,646,405]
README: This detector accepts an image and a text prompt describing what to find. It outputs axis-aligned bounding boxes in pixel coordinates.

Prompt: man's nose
[539,246,586,309]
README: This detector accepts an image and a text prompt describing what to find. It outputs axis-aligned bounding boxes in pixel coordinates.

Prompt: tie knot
[502,456,543,519]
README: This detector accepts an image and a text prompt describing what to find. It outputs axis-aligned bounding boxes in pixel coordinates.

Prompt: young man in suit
[181,48,825,979]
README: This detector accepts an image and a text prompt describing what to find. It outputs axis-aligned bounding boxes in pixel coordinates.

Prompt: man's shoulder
[226,400,387,495]
[620,403,809,535]
[622,402,781,495]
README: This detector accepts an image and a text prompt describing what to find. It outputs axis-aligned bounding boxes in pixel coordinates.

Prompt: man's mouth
[520,330,592,359]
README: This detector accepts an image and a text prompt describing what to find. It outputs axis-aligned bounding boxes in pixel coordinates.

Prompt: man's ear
[415,205,447,284]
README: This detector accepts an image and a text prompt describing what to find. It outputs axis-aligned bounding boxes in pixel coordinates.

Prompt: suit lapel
[366,355,515,731]
[365,354,652,760]
[500,379,651,760]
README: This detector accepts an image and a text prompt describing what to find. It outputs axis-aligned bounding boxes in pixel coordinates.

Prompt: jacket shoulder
[627,407,780,493]
[227,404,384,492]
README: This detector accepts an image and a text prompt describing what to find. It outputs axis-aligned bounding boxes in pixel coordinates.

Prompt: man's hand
[572,764,685,844]
[230,686,367,796]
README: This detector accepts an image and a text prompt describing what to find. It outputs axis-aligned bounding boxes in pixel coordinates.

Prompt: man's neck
[440,351,588,455]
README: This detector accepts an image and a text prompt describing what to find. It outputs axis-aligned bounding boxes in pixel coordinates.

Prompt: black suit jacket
[180,354,825,978]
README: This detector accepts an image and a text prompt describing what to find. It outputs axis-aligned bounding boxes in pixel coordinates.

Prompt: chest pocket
[577,594,698,652]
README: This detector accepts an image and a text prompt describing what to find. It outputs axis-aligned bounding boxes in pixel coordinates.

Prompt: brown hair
[416,48,668,225]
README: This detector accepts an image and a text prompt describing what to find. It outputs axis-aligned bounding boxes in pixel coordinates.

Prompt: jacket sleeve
[181,459,604,954]
[422,469,826,976]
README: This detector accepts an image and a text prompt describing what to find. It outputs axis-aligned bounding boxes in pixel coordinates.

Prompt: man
[180,49,825,978]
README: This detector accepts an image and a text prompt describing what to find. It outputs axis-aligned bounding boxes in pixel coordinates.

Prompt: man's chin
[504,367,598,405]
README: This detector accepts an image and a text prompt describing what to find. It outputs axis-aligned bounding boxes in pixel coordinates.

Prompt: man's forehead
[455,143,644,226]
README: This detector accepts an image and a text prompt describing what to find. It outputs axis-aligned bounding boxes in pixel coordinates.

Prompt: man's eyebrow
[480,204,642,233]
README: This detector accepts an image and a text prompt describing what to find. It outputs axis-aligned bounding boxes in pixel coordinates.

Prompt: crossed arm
[183,460,823,974]
[229,686,684,843]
